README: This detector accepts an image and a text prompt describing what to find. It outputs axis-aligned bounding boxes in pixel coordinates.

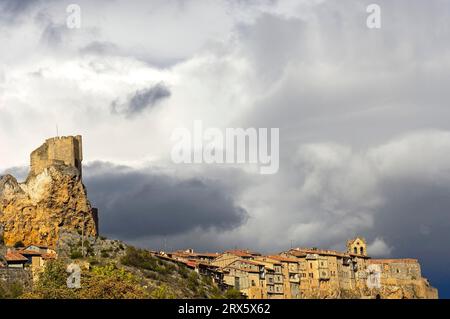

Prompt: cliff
[0,137,97,247]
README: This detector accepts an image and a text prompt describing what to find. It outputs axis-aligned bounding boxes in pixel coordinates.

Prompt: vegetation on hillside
[0,281,23,299]
[21,260,147,299]
[0,244,226,299]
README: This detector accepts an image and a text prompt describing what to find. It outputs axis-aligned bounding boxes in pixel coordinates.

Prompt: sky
[0,0,449,297]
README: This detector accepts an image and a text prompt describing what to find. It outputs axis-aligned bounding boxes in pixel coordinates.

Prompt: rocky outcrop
[301,278,437,299]
[0,164,97,247]
[373,278,438,299]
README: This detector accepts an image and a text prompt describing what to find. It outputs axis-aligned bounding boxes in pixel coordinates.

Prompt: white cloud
[367,237,393,257]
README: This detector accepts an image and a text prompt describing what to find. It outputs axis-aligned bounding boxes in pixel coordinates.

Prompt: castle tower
[347,237,367,256]
[30,135,83,177]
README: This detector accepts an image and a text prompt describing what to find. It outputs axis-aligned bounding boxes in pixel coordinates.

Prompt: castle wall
[30,136,83,177]
[368,259,422,281]
[0,268,32,287]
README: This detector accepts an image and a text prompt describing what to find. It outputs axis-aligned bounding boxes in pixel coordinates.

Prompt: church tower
[347,237,367,256]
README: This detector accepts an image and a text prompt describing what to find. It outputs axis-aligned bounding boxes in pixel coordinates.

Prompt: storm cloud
[83,162,248,240]
[111,83,171,117]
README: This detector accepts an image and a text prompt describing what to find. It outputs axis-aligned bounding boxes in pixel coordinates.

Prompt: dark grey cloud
[80,41,120,56]
[111,83,171,118]
[83,161,248,240]
[368,176,450,297]
[0,0,38,17]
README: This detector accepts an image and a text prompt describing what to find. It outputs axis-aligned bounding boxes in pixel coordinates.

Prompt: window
[310,263,313,268]
[354,247,357,254]
[360,247,364,255]
[309,273,313,278]
[251,280,256,287]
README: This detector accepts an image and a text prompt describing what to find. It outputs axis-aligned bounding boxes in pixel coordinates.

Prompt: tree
[77,264,148,299]
[150,284,176,299]
[23,261,148,299]
[225,288,244,299]
[0,282,23,299]
[13,241,24,248]
[22,259,76,299]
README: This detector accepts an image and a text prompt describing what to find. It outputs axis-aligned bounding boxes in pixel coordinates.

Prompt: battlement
[30,135,83,177]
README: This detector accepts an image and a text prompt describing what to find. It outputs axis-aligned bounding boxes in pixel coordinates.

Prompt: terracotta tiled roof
[42,253,57,260]
[225,250,257,257]
[368,258,418,264]
[196,253,220,257]
[288,248,348,258]
[17,249,42,256]
[267,255,299,263]
[171,251,219,258]
[5,251,28,262]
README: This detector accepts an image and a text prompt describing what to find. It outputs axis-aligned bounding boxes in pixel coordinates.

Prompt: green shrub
[0,281,23,299]
[121,246,158,271]
[202,275,213,285]
[225,288,244,299]
[88,258,99,266]
[197,287,207,298]
[179,266,189,279]
[13,241,24,248]
[70,250,83,259]
[143,271,160,280]
[187,272,199,292]
[150,284,176,299]
[210,286,224,299]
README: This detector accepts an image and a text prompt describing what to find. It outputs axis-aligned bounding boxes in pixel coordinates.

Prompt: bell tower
[347,237,367,256]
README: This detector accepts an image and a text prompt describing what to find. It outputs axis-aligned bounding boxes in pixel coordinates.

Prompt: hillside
[0,235,230,299]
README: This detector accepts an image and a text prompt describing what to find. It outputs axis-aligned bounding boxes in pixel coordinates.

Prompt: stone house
[4,251,28,268]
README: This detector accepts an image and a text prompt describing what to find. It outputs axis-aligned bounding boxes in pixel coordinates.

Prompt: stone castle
[0,136,98,247]
[30,135,83,178]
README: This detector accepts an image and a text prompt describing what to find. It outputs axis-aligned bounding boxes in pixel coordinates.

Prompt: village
[0,235,438,299]
[154,236,437,299]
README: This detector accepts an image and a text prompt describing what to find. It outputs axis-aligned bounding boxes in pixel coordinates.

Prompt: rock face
[0,136,98,247]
